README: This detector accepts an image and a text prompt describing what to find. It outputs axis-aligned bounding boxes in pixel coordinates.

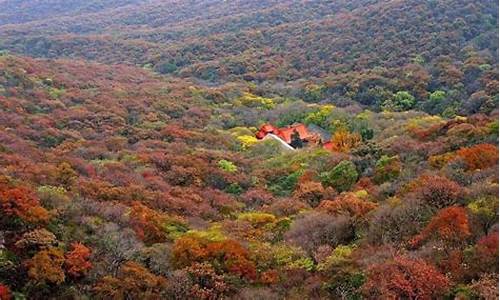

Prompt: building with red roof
[256,123,321,148]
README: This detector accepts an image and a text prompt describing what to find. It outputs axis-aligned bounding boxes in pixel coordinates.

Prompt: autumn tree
[361,256,450,299]
[185,262,229,299]
[171,236,256,280]
[293,181,325,207]
[15,228,57,250]
[456,143,498,171]
[413,175,463,209]
[129,202,168,245]
[329,129,361,153]
[409,206,470,248]
[26,247,65,285]
[93,261,168,299]
[465,231,499,278]
[318,193,378,220]
[64,242,92,278]
[0,186,50,223]
[53,162,77,188]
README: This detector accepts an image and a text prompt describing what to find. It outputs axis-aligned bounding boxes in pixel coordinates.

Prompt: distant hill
[0,1,497,82]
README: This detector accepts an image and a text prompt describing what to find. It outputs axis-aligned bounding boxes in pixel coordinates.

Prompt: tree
[293,181,325,207]
[456,144,498,171]
[321,160,358,192]
[53,162,77,188]
[318,193,378,220]
[429,90,446,102]
[184,263,229,299]
[329,129,361,153]
[129,202,168,245]
[409,206,470,248]
[0,186,50,224]
[466,231,499,277]
[26,247,65,285]
[383,91,416,111]
[171,236,256,280]
[414,175,463,209]
[373,155,401,184]
[64,242,92,278]
[285,212,354,253]
[361,256,450,299]
[15,228,57,250]
[93,261,167,299]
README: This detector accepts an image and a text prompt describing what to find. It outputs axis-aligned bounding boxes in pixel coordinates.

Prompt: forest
[0,0,498,299]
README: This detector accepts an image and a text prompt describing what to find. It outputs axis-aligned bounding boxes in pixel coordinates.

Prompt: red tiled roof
[256,130,267,139]
[256,124,280,139]
[323,141,334,151]
[277,124,311,144]
[261,124,277,133]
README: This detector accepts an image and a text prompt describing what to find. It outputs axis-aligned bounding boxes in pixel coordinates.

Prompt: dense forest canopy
[0,0,498,299]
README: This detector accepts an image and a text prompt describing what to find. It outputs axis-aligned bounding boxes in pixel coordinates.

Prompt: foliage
[321,161,358,192]
[238,92,275,110]
[373,155,401,184]
[0,2,497,296]
[0,284,11,300]
[329,129,362,153]
[318,193,378,219]
[456,143,498,171]
[217,160,237,173]
[304,105,334,128]
[64,242,92,278]
[0,186,50,224]
[26,247,65,285]
[409,206,470,248]
[237,135,259,150]
[383,91,416,111]
[413,175,463,209]
[361,256,450,299]
[172,236,257,280]
[93,261,167,299]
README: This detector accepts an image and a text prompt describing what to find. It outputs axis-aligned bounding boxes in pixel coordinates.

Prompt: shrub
[217,159,237,172]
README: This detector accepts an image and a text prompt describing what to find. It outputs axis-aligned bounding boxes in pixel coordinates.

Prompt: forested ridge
[0,0,498,299]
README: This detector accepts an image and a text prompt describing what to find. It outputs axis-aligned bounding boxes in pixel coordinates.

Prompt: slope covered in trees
[0,51,497,299]
[0,0,498,299]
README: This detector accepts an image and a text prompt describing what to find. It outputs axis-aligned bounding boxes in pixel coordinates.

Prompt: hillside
[0,1,498,299]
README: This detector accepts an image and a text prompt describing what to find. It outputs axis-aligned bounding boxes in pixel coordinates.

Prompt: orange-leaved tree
[65,242,92,278]
[409,206,470,248]
[93,261,167,299]
[0,186,50,224]
[172,236,256,280]
[26,247,65,285]
[361,256,450,299]
[456,143,498,171]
